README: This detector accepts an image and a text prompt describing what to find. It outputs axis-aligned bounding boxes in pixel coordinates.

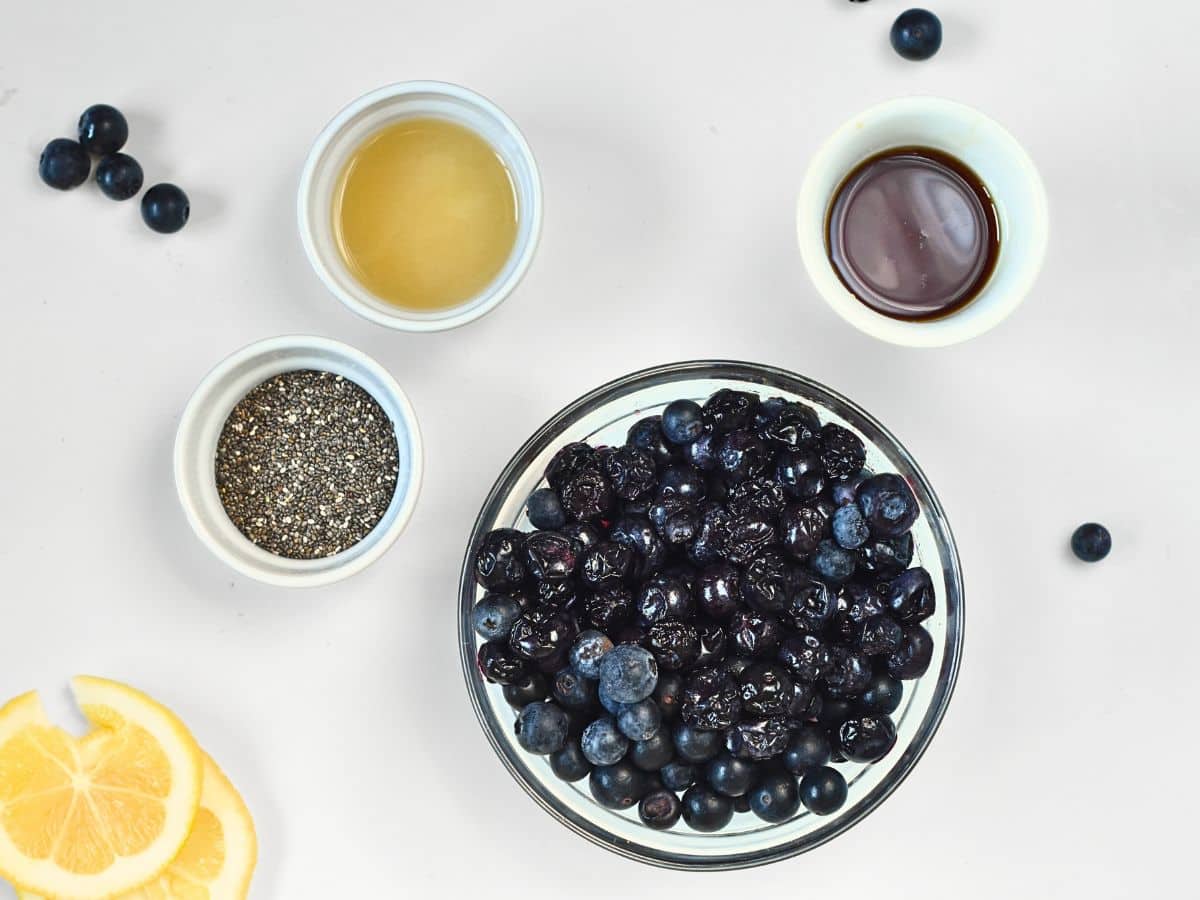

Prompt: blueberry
[777,634,835,683]
[627,416,677,466]
[617,699,662,741]
[781,503,830,559]
[639,789,683,829]
[775,450,826,501]
[561,522,603,549]
[738,664,794,718]
[882,567,936,623]
[470,593,523,642]
[1071,523,1112,562]
[77,104,128,155]
[509,607,577,660]
[757,400,821,450]
[681,784,734,832]
[545,442,598,490]
[838,715,898,763]
[38,138,91,190]
[660,760,697,791]
[728,610,782,659]
[694,625,728,669]
[683,430,721,471]
[728,477,786,520]
[887,624,934,679]
[783,575,837,635]
[810,539,858,583]
[608,514,665,575]
[503,673,549,708]
[680,667,742,730]
[702,389,759,434]
[653,671,685,721]
[598,680,623,715]
[570,629,614,679]
[561,469,614,522]
[818,695,856,731]
[819,424,866,481]
[94,153,143,201]
[600,446,657,501]
[653,500,701,545]
[831,471,867,507]
[688,501,732,565]
[824,647,873,698]
[552,668,597,709]
[698,562,741,621]
[524,531,579,583]
[740,551,790,613]
[706,753,757,797]
[585,585,634,632]
[659,465,707,501]
[515,702,570,754]
[832,504,870,550]
[589,762,646,810]
[726,718,792,760]
[646,620,701,672]
[580,541,635,587]
[630,729,674,771]
[858,672,904,715]
[637,574,694,624]
[526,488,566,529]
[477,642,528,685]
[857,474,919,537]
[581,716,630,766]
[784,725,833,774]
[662,399,705,444]
[550,739,592,782]
[673,722,724,763]
[857,614,904,656]
[140,183,190,234]
[860,532,915,578]
[891,8,943,61]
[718,430,770,484]
[799,766,848,815]
[724,515,777,566]
[472,529,527,591]
[749,771,801,823]
[733,793,753,814]
[598,644,659,704]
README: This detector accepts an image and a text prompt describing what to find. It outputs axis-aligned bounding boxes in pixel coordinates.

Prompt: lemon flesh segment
[15,754,257,900]
[0,678,202,900]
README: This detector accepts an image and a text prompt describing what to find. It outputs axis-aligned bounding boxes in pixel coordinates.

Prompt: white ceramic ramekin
[174,335,423,587]
[798,96,1049,348]
[298,81,542,332]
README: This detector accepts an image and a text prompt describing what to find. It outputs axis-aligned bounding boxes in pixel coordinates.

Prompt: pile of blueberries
[471,389,936,833]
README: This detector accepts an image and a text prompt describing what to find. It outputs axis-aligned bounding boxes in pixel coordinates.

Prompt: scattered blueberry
[749,771,801,823]
[681,785,734,832]
[77,104,129,155]
[799,766,848,815]
[38,139,91,190]
[891,8,943,61]
[662,399,705,445]
[94,153,143,201]
[515,702,570,754]
[639,789,683,829]
[141,182,190,234]
[526,487,566,529]
[1071,523,1112,563]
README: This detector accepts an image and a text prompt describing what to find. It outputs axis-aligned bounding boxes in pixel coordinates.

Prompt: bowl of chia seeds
[174,334,422,587]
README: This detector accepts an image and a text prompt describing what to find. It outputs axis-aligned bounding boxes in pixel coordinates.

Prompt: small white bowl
[798,96,1049,347]
[298,81,542,332]
[174,335,423,587]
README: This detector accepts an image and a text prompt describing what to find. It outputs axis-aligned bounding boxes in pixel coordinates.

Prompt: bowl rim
[458,359,965,869]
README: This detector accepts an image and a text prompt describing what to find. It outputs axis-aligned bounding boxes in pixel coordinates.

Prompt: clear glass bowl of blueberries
[459,361,964,869]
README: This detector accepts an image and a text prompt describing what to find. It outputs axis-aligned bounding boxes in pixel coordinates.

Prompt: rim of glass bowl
[458,360,964,870]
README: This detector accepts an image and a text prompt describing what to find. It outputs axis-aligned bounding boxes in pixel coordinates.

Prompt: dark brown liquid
[826,147,1000,321]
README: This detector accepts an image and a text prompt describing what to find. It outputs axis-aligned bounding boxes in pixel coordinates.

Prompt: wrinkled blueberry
[471,593,524,642]
[681,667,742,730]
[546,442,597,489]
[725,515,777,566]
[688,501,732,565]
[799,766,847,815]
[819,423,866,481]
[839,715,898,763]
[651,498,700,544]
[589,762,646,810]
[728,477,786,519]
[781,503,830,559]
[694,624,728,669]
[857,614,904,656]
[561,469,614,522]
[757,400,821,450]
[509,607,577,660]
[858,473,919,537]
[660,465,707,501]
[750,771,801,823]
[1071,522,1112,562]
[718,430,770,484]
[775,450,826,501]
[740,550,791,613]
[703,389,758,434]
[580,541,635,587]
[473,529,527,590]
[585,585,634,632]
[684,429,721,471]
[600,446,657,501]
[824,647,873,698]
[778,634,835,683]
[738,663,794,718]
[858,672,904,716]
[698,562,741,621]
[478,641,529,685]
[638,574,694,623]
[598,644,659,703]
[860,532,914,577]
[783,575,837,634]
[639,789,683,829]
[627,416,677,466]
[515,702,570,754]
[609,514,665,575]
[726,718,792,760]
[524,531,579,583]
[646,620,701,671]
[728,610,782,659]
[887,624,934,679]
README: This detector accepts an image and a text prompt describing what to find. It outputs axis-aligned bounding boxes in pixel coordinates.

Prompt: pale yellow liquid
[332,118,518,311]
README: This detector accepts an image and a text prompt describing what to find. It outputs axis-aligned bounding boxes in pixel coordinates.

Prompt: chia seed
[215,369,400,560]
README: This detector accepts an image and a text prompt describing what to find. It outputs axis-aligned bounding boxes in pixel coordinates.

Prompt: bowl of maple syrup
[798,96,1049,348]
[298,81,542,332]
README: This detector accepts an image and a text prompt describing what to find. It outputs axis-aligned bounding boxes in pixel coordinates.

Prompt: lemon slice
[17,753,257,900]
[0,677,202,899]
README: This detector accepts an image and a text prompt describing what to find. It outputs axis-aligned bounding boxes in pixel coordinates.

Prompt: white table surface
[2,1,1197,897]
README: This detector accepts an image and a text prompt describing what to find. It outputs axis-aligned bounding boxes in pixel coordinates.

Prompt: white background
[1,1,1197,897]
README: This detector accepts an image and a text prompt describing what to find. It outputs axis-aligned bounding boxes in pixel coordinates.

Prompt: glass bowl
[458,361,964,870]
